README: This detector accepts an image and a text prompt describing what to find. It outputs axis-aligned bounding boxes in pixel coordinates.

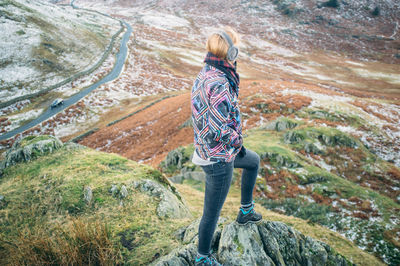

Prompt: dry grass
[0,217,122,266]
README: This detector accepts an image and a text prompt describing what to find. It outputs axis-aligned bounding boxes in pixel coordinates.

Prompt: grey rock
[160,147,187,171]
[154,219,352,266]
[120,185,128,198]
[283,131,304,144]
[304,142,323,154]
[110,184,119,197]
[1,135,63,170]
[321,134,332,146]
[84,186,92,204]
[174,226,187,241]
[264,118,298,132]
[333,134,358,148]
[218,222,275,266]
[180,217,227,246]
[0,195,7,209]
[151,243,197,266]
[133,179,191,219]
[260,152,302,169]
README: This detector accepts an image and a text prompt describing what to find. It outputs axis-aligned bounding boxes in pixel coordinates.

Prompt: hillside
[2,0,399,152]
[0,135,383,265]
[0,0,122,136]
[78,78,400,263]
[0,0,399,265]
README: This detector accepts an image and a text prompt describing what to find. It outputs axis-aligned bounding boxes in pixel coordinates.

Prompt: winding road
[0,3,132,141]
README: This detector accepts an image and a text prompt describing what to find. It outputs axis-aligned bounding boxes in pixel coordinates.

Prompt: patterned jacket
[191,64,242,162]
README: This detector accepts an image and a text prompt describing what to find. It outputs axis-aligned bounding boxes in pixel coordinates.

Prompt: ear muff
[219,31,238,61]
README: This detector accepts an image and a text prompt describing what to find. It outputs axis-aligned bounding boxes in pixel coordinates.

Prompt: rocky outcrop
[133,179,192,219]
[260,152,302,169]
[283,128,358,149]
[160,146,190,173]
[0,135,63,172]
[153,219,353,266]
[263,117,298,132]
[159,146,207,185]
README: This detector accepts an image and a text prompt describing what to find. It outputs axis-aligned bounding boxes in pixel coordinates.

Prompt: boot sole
[235,219,262,226]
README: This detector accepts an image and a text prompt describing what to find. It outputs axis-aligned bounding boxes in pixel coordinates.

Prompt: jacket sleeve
[207,82,242,148]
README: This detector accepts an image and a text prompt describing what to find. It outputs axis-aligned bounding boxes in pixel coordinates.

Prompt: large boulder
[153,219,353,266]
[0,135,63,170]
[219,222,275,266]
[133,179,192,219]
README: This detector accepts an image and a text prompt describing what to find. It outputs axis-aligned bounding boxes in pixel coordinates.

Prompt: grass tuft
[0,217,122,266]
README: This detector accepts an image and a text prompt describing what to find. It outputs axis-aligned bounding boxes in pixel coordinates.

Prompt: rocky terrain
[2,0,399,151]
[0,0,399,265]
[155,219,351,266]
[0,135,381,265]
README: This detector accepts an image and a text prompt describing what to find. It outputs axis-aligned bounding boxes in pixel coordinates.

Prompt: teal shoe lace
[240,200,255,215]
[196,254,219,265]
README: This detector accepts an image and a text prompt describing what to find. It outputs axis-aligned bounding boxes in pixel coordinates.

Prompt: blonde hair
[206,26,240,60]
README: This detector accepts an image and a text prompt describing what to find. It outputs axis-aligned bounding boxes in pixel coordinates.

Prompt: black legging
[197,149,260,255]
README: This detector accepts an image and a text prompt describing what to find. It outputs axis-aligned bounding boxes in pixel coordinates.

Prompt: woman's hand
[238,145,246,157]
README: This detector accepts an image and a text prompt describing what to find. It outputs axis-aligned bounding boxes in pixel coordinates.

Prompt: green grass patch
[182,178,205,192]
[0,147,192,265]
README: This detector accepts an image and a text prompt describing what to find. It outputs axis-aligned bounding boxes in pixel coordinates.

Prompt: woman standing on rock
[191,27,262,266]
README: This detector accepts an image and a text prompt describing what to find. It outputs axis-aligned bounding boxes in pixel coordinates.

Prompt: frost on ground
[0,0,120,103]
[280,88,400,167]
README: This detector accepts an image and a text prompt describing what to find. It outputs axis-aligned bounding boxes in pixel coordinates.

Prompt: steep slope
[78,92,193,167]
[2,0,399,153]
[0,0,121,103]
[79,0,400,98]
[0,135,191,265]
[0,135,381,265]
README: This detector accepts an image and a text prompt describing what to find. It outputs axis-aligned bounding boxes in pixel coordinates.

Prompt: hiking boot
[236,203,262,225]
[194,253,222,266]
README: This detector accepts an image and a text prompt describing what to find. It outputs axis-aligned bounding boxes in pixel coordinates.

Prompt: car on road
[51,98,64,108]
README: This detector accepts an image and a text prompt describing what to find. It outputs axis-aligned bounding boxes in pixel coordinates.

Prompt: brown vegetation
[0,218,122,266]
[79,93,193,167]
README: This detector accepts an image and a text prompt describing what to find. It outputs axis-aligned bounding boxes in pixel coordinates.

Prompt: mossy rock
[159,145,195,174]
[304,142,324,155]
[283,127,358,148]
[261,151,302,169]
[298,173,328,185]
[263,117,299,132]
[307,109,342,122]
[1,135,63,171]
[154,219,352,266]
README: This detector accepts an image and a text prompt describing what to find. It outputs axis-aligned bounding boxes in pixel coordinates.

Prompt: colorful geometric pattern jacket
[191,64,243,162]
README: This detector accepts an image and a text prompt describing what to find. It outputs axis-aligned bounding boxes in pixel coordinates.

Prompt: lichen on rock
[262,117,299,132]
[153,219,353,266]
[0,135,63,171]
[132,179,192,219]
